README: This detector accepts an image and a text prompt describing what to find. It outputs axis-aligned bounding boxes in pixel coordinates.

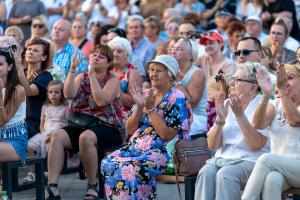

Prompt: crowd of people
[0,0,300,200]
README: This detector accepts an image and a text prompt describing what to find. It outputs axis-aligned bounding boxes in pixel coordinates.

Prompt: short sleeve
[163,90,192,139]
[40,105,47,120]
[32,71,53,91]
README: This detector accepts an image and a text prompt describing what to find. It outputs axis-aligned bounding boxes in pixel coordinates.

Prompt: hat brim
[199,36,223,46]
[145,60,178,80]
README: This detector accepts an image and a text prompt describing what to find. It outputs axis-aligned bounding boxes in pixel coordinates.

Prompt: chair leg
[35,160,45,200]
[2,164,13,200]
[98,172,105,199]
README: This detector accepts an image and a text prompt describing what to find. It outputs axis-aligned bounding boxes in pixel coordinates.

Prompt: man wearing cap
[172,38,208,138]
[210,9,232,43]
[245,15,268,43]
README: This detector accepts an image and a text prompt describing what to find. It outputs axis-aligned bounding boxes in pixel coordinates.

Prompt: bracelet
[146,107,157,115]
[215,119,225,126]
[236,115,247,123]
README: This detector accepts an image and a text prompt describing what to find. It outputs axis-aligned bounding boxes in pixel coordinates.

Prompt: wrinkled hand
[215,92,229,121]
[256,68,272,97]
[145,89,156,111]
[70,50,84,73]
[130,81,145,108]
[276,63,288,90]
[229,94,244,118]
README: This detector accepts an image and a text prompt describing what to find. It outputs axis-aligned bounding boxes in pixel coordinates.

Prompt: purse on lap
[68,112,101,129]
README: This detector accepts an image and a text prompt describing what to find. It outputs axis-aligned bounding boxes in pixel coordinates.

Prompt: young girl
[23,80,68,182]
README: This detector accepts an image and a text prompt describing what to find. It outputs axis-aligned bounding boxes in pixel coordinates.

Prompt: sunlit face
[5,30,22,44]
[179,24,195,38]
[236,39,261,64]
[71,21,87,39]
[246,20,262,37]
[48,84,63,106]
[204,40,221,55]
[215,14,231,30]
[107,32,118,42]
[148,63,171,88]
[286,69,300,104]
[111,47,127,65]
[270,24,287,45]
[89,50,110,71]
[31,19,47,37]
[25,44,47,64]
[166,22,179,39]
[0,55,12,78]
[230,69,257,96]
[144,22,158,38]
[172,40,191,63]
[127,20,144,40]
[167,39,177,55]
[51,21,70,43]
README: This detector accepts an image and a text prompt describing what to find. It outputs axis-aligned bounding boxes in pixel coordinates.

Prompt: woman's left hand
[145,89,156,111]
[130,81,145,108]
[276,64,288,90]
[88,55,96,78]
[229,94,244,118]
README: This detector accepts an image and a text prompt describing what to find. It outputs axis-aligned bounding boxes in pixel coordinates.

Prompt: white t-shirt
[212,95,270,162]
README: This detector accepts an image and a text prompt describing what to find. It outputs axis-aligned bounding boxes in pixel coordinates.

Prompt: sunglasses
[32,24,45,29]
[234,49,259,56]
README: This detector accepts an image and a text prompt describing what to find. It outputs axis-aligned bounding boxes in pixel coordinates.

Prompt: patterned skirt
[0,121,28,161]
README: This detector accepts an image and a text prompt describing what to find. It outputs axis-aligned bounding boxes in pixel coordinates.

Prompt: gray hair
[108,36,132,56]
[127,15,144,27]
[178,38,198,62]
[236,62,267,82]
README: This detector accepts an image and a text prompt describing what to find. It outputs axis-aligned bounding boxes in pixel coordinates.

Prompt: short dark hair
[239,36,262,51]
[91,44,114,71]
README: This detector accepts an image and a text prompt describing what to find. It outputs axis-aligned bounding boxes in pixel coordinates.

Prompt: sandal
[22,172,35,184]
[45,183,61,200]
[84,183,99,200]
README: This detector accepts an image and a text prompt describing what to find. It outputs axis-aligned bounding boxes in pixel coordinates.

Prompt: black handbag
[68,112,101,129]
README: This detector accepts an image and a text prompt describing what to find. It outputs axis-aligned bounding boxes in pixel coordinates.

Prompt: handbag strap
[173,148,183,200]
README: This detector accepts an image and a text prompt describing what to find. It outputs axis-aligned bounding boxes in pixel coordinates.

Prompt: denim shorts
[0,121,28,161]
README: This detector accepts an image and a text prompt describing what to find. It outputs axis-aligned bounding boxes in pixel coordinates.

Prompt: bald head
[179,23,196,38]
[51,19,72,44]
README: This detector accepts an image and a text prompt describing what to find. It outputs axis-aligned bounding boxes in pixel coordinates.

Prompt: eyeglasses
[32,24,45,29]
[231,77,256,84]
[234,49,259,56]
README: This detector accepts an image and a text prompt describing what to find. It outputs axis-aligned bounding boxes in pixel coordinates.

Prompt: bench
[0,157,45,200]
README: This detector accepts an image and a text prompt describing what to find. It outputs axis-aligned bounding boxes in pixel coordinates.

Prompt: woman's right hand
[215,92,229,121]
[70,50,83,73]
[130,81,145,108]
[276,63,289,93]
[256,68,272,97]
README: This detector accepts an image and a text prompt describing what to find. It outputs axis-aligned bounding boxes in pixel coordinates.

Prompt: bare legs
[0,142,19,162]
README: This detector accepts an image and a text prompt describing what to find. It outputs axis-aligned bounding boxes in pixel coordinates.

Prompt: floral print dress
[101,87,192,200]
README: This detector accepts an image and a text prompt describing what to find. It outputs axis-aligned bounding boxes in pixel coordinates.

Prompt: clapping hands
[130,81,145,108]
[256,68,272,97]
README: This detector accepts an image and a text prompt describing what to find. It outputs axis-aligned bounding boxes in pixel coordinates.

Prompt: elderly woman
[30,15,50,38]
[242,63,300,200]
[0,39,27,162]
[195,31,235,129]
[45,45,125,200]
[194,62,270,200]
[101,55,192,199]
[4,26,24,47]
[108,36,143,114]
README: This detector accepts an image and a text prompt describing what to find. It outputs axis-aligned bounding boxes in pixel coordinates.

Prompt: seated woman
[108,36,143,115]
[242,64,300,200]
[18,37,53,139]
[194,62,270,200]
[101,55,192,199]
[45,45,125,200]
[0,43,27,162]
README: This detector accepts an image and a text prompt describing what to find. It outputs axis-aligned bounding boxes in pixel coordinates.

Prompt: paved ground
[13,169,185,200]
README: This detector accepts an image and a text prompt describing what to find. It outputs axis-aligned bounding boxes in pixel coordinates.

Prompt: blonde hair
[32,15,50,35]
[284,64,300,78]
[4,26,24,43]
[237,62,267,82]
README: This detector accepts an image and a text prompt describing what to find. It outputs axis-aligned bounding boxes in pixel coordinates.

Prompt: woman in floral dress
[101,55,193,199]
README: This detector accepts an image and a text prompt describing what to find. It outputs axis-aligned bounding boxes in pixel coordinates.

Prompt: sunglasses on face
[32,24,45,29]
[234,49,258,56]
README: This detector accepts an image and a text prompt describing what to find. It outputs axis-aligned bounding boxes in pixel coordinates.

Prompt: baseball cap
[215,9,232,17]
[245,15,262,24]
[199,31,224,46]
[146,55,179,78]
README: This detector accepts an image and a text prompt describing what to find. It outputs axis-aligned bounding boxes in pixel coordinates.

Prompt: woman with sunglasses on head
[194,62,270,200]
[30,15,50,38]
[242,63,300,200]
[17,37,53,141]
[195,31,236,130]
[0,42,27,162]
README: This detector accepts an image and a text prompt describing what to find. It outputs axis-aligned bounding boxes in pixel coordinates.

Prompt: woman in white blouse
[242,63,300,200]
